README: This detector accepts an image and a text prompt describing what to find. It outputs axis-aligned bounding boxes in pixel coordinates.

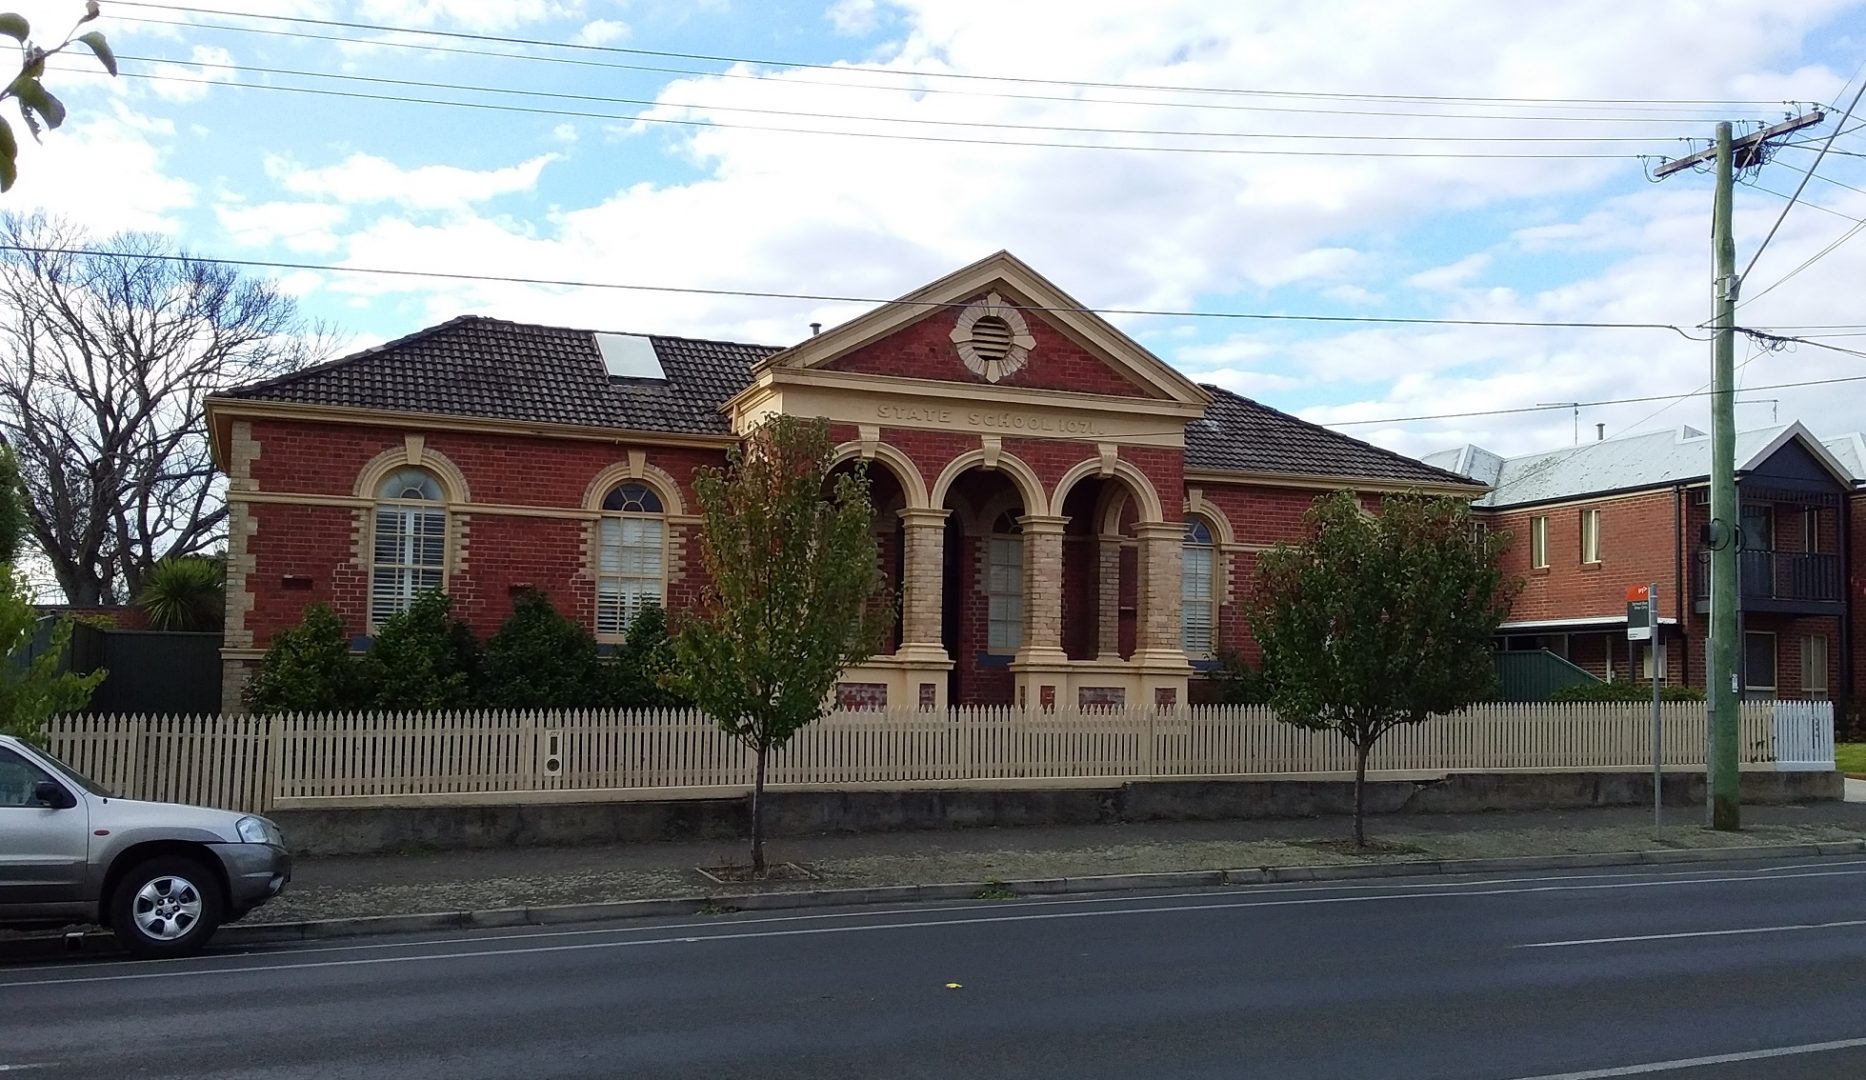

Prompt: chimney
[809,322,822,337]
[1596,423,1606,442]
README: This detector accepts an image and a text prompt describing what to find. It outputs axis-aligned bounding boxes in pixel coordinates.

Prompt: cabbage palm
[136,556,225,632]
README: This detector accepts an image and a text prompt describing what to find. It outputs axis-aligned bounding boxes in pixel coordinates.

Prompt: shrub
[1206,647,1270,706]
[0,565,103,741]
[363,590,479,710]
[244,603,367,713]
[479,589,604,709]
[1550,681,1706,703]
[607,603,689,708]
[136,555,225,631]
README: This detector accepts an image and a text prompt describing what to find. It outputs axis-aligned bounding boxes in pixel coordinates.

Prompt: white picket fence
[41,700,1834,814]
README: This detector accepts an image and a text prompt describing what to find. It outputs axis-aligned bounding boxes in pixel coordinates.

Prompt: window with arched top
[596,481,666,638]
[370,466,448,629]
[1182,517,1216,657]
[986,511,1024,653]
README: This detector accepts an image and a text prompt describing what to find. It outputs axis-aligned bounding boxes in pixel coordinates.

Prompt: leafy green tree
[0,3,116,193]
[0,563,101,741]
[1251,491,1516,845]
[243,603,367,714]
[363,590,479,711]
[135,555,225,631]
[662,416,890,873]
[479,589,604,709]
[0,442,25,562]
[606,603,689,709]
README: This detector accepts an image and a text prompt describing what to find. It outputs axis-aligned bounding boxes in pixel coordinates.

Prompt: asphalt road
[4,856,1866,1079]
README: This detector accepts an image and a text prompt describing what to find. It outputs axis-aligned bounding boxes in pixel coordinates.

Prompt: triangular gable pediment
[1741,422,1856,490]
[759,251,1211,406]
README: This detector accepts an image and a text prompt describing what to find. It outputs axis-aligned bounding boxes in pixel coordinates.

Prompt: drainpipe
[1841,490,1855,723]
[1674,484,1689,689]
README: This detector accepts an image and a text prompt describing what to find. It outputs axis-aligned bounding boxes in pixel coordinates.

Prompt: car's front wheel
[109,856,223,959]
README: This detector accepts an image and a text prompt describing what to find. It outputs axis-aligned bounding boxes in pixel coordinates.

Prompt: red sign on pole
[1626,585,1654,641]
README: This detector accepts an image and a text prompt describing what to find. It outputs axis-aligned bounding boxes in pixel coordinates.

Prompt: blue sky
[9,0,1866,459]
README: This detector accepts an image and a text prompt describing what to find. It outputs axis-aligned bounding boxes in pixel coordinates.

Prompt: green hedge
[1550,681,1705,703]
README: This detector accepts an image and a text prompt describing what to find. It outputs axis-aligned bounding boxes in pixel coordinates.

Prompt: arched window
[986,511,1024,653]
[370,466,447,629]
[1182,517,1216,656]
[597,481,665,638]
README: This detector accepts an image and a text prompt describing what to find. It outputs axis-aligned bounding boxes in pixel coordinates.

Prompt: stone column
[1132,521,1191,666]
[1016,515,1069,665]
[894,508,951,665]
[1096,533,1124,660]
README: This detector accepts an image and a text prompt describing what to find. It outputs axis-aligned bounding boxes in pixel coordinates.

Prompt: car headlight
[236,816,277,845]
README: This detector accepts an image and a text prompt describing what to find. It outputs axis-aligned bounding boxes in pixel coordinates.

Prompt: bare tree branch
[0,212,333,604]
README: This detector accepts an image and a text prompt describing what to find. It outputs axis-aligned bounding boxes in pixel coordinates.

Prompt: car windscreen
[24,743,114,798]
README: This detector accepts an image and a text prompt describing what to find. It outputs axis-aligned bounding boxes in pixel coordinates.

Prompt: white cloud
[266,153,561,211]
[827,0,881,35]
[551,123,581,144]
[3,105,196,234]
[148,45,238,103]
[137,0,1865,464]
[574,18,631,45]
[216,201,353,253]
[356,1,588,32]
[1405,253,1491,291]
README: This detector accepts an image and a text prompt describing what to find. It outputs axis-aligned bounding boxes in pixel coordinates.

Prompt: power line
[1738,217,1866,308]
[113,14,1773,125]
[0,241,1712,337]
[105,54,1700,144]
[1738,78,1866,283]
[66,68,1663,160]
[112,1,1809,109]
[1327,369,1866,429]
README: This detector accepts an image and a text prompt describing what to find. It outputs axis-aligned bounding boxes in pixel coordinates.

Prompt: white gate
[1771,700,1836,771]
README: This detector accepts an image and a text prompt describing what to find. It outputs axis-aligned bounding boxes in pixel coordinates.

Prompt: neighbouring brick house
[205,251,1480,712]
[1425,424,1866,705]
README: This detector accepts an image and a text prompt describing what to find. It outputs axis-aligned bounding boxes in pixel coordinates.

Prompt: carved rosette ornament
[949,292,1037,383]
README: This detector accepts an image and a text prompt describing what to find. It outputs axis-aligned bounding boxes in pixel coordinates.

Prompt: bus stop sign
[1626,585,1653,642]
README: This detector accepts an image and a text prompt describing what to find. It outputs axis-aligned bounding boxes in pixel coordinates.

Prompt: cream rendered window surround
[596,482,666,639]
[369,467,447,630]
[1182,517,1216,657]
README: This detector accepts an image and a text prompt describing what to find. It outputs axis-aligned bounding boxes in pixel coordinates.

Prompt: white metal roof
[1429,422,1865,508]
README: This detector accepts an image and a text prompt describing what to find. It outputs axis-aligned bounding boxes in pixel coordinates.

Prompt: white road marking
[1519,918,1866,949]
[1502,1035,1866,1078]
[0,1065,52,1073]
[6,865,1866,989]
[10,855,1855,980]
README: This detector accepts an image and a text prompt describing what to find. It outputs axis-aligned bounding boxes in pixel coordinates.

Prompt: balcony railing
[1693,549,1843,604]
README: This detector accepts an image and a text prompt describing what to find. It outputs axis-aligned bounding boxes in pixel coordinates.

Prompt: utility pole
[1654,110,1823,831]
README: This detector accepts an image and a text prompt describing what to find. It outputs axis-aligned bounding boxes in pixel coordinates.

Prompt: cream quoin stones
[949,292,1037,383]
[204,251,1484,712]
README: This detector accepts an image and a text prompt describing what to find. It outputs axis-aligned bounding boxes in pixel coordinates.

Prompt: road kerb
[10,838,1862,957]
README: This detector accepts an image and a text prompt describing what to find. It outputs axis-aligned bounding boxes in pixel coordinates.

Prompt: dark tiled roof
[219,317,1470,487]
[1186,386,1482,488]
[222,316,778,436]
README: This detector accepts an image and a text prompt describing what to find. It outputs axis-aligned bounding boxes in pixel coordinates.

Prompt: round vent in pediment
[949,292,1036,383]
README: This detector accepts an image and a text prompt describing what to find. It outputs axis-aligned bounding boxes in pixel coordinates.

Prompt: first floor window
[597,483,666,637]
[370,466,447,629]
[1805,635,1829,699]
[1530,515,1549,569]
[1182,518,1216,656]
[1743,631,1777,694]
[986,512,1023,652]
[1580,508,1602,564]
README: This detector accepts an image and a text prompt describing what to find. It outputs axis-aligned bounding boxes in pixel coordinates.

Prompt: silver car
[0,733,291,958]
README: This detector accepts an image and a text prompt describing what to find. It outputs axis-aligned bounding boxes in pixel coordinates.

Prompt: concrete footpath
[253,799,1866,925]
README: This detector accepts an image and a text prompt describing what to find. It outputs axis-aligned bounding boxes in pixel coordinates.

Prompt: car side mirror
[33,780,75,810]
